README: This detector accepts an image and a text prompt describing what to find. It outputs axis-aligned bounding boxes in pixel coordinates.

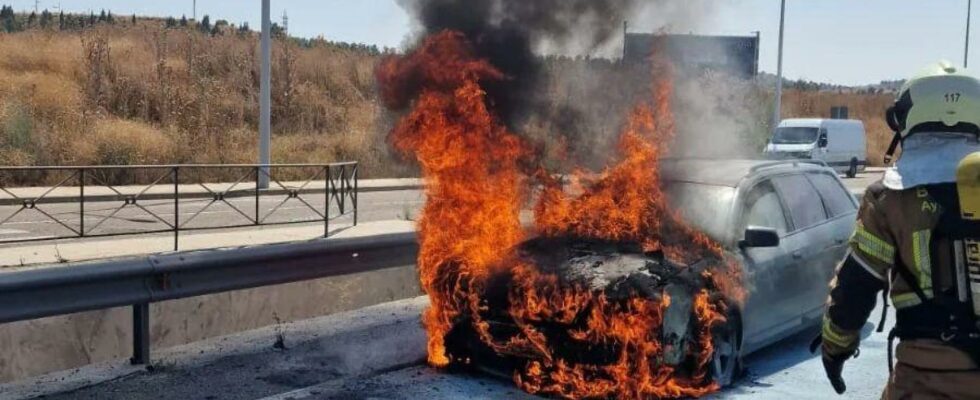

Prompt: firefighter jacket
[822,181,979,371]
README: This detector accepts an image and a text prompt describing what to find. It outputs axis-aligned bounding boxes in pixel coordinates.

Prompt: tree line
[0,5,392,56]
[1,5,130,32]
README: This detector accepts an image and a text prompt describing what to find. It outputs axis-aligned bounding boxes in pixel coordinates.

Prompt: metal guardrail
[0,163,358,250]
[0,232,418,365]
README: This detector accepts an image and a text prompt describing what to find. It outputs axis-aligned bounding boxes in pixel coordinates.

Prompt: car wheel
[846,158,858,178]
[710,312,742,387]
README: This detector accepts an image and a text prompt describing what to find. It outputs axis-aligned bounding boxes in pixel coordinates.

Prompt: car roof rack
[748,159,829,173]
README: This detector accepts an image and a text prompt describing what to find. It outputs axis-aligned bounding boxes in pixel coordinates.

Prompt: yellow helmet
[884,61,980,163]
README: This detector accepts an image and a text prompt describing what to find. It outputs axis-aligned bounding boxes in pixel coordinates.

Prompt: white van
[764,119,867,178]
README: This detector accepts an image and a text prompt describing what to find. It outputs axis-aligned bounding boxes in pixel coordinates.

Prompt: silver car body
[661,159,858,355]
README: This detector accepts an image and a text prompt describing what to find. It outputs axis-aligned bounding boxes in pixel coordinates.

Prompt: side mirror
[740,226,780,248]
[818,134,829,148]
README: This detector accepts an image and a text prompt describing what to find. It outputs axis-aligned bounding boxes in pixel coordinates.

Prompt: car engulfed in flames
[377,31,744,399]
[443,237,731,395]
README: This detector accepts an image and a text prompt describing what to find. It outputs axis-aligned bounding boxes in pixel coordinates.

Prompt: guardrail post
[131,303,151,365]
[173,167,179,252]
[255,166,261,225]
[323,165,330,237]
[353,164,358,226]
[79,168,85,237]
[339,165,346,216]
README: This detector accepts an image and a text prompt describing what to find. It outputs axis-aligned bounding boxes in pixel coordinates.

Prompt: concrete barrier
[0,252,420,383]
[1,297,429,399]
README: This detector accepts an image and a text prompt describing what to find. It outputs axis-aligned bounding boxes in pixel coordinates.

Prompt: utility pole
[193,0,197,20]
[282,9,288,34]
[774,0,786,130]
[622,20,628,60]
[968,0,973,68]
[34,0,39,14]
[259,0,272,188]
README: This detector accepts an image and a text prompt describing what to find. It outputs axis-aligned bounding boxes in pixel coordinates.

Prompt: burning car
[377,29,856,399]
[443,159,858,394]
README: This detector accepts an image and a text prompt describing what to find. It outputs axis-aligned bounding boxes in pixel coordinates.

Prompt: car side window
[806,173,857,218]
[771,174,828,231]
[742,180,789,236]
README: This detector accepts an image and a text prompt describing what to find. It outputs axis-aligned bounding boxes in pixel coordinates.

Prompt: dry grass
[0,24,394,184]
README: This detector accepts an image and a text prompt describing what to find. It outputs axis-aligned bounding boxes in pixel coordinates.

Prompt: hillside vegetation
[0,11,898,184]
[0,12,405,181]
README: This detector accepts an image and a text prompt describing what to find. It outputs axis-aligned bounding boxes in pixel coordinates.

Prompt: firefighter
[814,61,980,398]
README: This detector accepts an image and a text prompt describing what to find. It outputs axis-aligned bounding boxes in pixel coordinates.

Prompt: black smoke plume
[394,0,643,128]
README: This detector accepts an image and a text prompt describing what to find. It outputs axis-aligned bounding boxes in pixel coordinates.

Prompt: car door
[801,171,859,321]
[737,179,798,349]
[771,173,834,326]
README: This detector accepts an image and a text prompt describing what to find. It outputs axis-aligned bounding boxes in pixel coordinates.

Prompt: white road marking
[0,229,29,235]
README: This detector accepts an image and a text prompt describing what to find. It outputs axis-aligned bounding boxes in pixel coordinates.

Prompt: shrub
[1,102,33,151]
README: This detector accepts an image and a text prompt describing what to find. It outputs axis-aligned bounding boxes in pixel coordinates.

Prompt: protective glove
[809,334,858,395]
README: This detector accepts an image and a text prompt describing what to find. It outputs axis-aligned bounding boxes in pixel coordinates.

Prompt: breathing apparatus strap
[884,106,904,165]
[884,133,902,165]
[876,278,890,333]
[892,256,931,307]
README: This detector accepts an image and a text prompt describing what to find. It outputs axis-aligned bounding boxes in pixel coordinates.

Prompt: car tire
[846,158,858,178]
[710,311,743,388]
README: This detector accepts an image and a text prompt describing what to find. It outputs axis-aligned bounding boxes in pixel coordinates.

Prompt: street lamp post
[967,0,973,68]
[773,0,786,130]
[259,0,271,188]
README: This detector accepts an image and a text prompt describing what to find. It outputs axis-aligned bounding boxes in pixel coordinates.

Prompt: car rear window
[807,173,857,217]
[771,174,828,231]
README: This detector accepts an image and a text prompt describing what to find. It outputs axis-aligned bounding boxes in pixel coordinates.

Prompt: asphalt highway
[29,299,891,400]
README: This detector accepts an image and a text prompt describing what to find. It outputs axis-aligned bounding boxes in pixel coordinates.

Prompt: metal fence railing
[0,163,358,250]
[0,231,417,365]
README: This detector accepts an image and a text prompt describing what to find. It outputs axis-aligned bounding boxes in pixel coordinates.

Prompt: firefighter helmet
[884,61,980,164]
[887,61,980,137]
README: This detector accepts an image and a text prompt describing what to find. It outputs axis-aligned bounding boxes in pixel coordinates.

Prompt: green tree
[1,6,15,33]
[131,14,136,25]
[40,9,51,28]
[199,14,211,33]
[98,9,106,22]
[179,14,187,27]
[165,16,177,28]
[106,10,114,24]
[271,22,285,38]
[58,10,64,30]
[27,11,36,27]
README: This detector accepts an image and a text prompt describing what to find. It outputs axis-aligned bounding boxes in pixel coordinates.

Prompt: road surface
[29,298,892,400]
[267,324,889,400]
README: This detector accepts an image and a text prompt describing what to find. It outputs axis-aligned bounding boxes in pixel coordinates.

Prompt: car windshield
[663,181,736,246]
[772,127,819,144]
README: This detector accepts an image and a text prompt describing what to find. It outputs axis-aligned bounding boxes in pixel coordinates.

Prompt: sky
[2,1,976,86]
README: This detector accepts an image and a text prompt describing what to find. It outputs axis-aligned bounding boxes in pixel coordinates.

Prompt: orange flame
[379,30,738,399]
